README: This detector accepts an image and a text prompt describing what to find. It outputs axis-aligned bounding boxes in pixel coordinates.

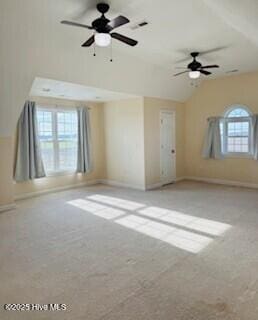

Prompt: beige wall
[4,70,258,207]
[4,95,185,203]
[0,137,14,206]
[185,71,258,184]
[103,98,145,189]
[143,97,185,187]
[14,97,105,198]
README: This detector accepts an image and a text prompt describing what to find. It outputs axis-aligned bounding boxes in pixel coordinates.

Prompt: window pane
[40,141,55,172]
[223,107,251,155]
[37,109,78,173]
[227,108,249,117]
[227,137,249,153]
[219,121,225,153]
[57,111,78,171]
[227,121,249,137]
[37,110,55,172]
[37,110,53,140]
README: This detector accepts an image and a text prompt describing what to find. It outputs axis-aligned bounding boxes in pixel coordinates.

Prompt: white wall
[103,98,145,189]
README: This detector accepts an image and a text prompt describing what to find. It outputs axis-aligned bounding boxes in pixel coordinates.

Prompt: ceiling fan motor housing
[92,3,111,33]
[188,52,201,70]
[92,17,110,32]
[188,60,202,71]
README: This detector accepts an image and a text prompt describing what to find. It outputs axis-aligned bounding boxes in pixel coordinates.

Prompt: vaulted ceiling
[1,0,258,135]
[62,0,258,75]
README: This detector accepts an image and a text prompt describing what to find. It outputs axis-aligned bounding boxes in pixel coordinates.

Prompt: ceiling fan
[61,2,138,48]
[174,52,219,79]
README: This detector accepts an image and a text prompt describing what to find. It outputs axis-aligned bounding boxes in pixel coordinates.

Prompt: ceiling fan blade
[198,46,228,56]
[61,20,93,29]
[72,0,98,20]
[107,16,129,30]
[200,69,211,76]
[81,35,95,47]
[111,32,138,46]
[173,70,189,76]
[175,46,228,64]
[201,65,219,69]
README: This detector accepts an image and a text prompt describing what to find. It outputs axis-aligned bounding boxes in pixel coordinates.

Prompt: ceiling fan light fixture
[95,33,111,47]
[189,70,200,79]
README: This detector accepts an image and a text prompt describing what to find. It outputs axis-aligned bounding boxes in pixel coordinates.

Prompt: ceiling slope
[1,0,258,136]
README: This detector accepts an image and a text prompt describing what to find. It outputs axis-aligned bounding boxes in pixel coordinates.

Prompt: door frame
[160,109,176,185]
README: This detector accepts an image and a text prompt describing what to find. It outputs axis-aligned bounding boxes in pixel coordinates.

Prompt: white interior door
[160,111,176,185]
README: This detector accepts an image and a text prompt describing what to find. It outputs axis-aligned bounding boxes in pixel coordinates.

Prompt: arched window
[221,106,252,155]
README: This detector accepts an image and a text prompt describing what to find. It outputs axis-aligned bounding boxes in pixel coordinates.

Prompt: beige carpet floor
[1,181,258,320]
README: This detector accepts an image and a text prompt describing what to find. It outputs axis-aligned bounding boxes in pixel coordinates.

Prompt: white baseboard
[14,179,101,201]
[13,175,258,203]
[15,179,146,201]
[145,182,164,190]
[146,177,186,190]
[186,176,258,189]
[99,179,146,191]
[0,203,17,213]
[146,175,258,190]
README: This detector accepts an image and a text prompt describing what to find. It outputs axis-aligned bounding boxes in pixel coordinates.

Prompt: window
[221,106,252,156]
[37,108,78,174]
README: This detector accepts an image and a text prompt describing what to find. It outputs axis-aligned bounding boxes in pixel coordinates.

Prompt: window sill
[46,170,77,177]
[223,153,253,159]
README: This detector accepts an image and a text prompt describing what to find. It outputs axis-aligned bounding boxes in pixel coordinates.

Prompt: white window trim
[224,105,251,118]
[37,106,78,176]
[221,105,253,158]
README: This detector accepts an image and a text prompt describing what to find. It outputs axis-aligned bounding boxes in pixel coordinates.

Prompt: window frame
[221,105,252,158]
[37,106,78,176]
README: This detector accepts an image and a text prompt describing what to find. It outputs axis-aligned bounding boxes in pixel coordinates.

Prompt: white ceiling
[30,77,139,102]
[62,0,258,77]
[2,0,258,135]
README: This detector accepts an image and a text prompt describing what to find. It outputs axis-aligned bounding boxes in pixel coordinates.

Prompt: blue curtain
[202,117,224,159]
[251,115,258,160]
[77,107,92,173]
[14,101,46,182]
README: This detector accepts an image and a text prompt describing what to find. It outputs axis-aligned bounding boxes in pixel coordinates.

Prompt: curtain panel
[202,117,224,160]
[77,107,92,173]
[14,101,46,182]
[251,114,258,160]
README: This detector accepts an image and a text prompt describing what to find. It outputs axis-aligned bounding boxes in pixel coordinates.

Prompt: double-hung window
[37,107,78,174]
[220,106,252,156]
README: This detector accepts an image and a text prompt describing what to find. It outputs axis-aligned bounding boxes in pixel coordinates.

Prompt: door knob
[171,149,175,154]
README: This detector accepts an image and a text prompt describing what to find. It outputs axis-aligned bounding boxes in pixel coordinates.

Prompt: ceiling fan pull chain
[110,38,113,62]
[93,40,96,57]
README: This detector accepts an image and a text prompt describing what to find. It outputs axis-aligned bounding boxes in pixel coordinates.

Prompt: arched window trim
[221,105,253,157]
[223,105,252,118]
